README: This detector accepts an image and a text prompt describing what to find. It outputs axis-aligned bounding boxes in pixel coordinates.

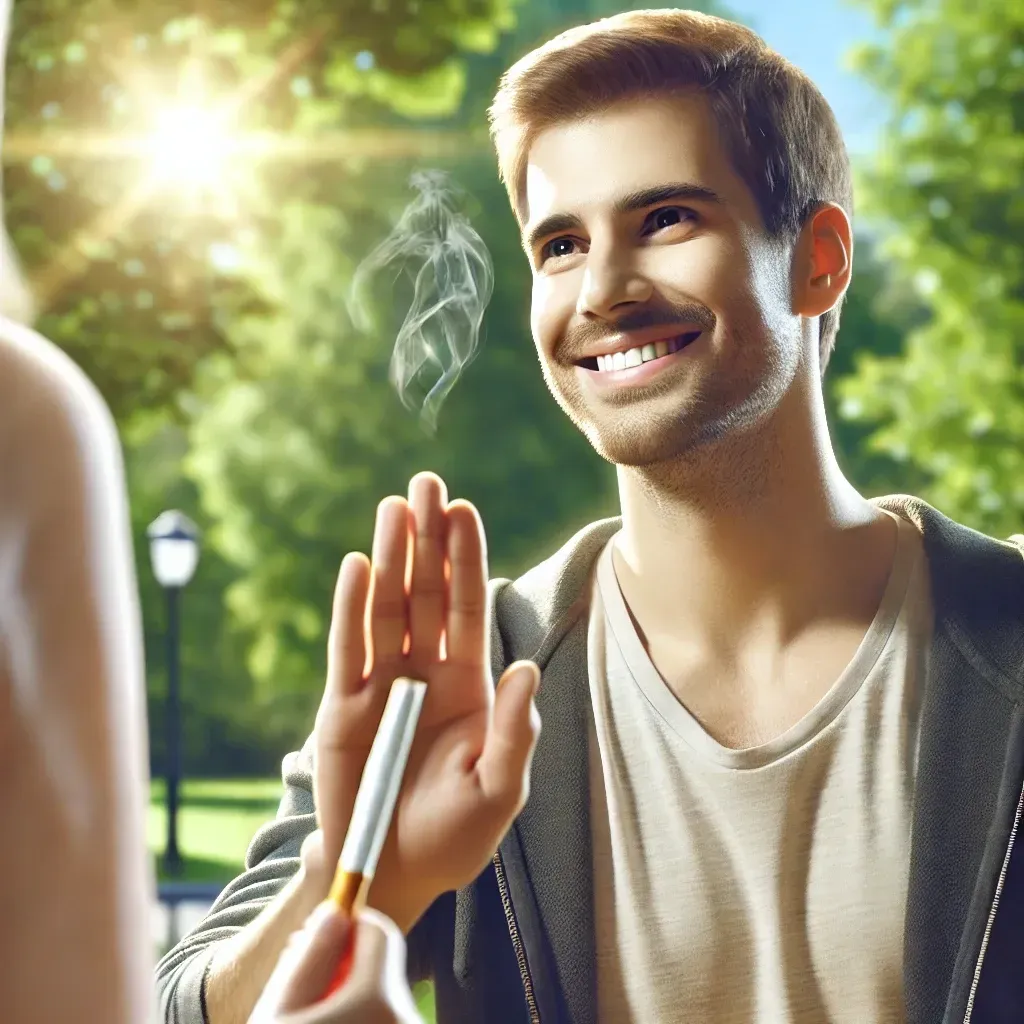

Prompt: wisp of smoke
[347,169,494,433]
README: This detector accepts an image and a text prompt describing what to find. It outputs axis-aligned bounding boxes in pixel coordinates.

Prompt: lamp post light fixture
[147,510,200,876]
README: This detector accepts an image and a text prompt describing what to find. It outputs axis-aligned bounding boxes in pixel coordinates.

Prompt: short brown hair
[488,8,853,372]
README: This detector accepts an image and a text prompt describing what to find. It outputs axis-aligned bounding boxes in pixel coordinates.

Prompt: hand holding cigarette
[249,903,422,1024]
[312,472,542,934]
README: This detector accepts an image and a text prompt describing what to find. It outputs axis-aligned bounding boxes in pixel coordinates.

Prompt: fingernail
[515,662,540,695]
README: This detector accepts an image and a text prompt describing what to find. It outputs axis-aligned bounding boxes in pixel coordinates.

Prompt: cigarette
[326,677,428,916]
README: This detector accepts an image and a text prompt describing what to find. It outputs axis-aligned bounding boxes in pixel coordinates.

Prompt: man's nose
[575,246,653,320]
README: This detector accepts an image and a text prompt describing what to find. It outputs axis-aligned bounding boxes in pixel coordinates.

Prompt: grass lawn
[149,777,437,1022]
[148,777,282,883]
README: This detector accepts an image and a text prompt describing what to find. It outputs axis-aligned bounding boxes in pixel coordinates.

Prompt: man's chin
[580,419,711,469]
[550,379,721,464]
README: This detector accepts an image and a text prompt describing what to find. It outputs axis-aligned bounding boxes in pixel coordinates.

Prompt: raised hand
[312,472,541,932]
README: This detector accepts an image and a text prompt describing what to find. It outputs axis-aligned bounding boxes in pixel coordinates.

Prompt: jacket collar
[493,495,1024,685]
[489,495,1024,1024]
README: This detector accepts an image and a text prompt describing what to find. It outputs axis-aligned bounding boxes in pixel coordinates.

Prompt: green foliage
[837,0,1024,534]
[125,415,272,775]
[824,230,932,495]
[3,0,522,421]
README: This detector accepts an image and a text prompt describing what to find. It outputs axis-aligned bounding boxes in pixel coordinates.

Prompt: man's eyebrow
[523,181,724,254]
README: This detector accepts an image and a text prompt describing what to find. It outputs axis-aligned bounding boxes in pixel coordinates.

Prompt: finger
[407,473,448,667]
[351,907,405,977]
[285,910,418,1024]
[368,497,411,667]
[475,661,541,806]
[316,908,410,1007]
[307,908,389,1013]
[326,553,371,697]
[257,904,352,1015]
[445,500,488,669]
[360,908,422,1024]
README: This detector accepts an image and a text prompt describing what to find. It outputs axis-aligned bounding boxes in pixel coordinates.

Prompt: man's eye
[541,237,578,261]
[647,206,696,232]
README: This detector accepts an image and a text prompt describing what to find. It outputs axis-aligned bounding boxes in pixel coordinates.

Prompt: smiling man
[157,10,1024,1024]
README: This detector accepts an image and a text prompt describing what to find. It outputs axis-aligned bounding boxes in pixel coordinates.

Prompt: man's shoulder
[487,515,620,668]
[875,493,1024,575]
[876,493,1024,692]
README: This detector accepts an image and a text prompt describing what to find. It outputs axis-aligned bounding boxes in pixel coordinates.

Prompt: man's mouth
[576,330,703,373]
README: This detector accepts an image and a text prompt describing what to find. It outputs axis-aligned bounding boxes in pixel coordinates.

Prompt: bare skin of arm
[205,837,335,1024]
[0,320,154,1024]
[0,318,423,1024]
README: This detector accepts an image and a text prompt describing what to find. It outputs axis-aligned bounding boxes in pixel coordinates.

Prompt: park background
[3,0,1022,1019]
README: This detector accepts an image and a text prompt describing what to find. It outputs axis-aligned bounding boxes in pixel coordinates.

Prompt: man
[156,9,1024,1024]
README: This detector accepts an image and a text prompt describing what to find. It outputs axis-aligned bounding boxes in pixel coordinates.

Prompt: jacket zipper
[490,779,1024,1024]
[963,778,1024,1022]
[493,849,542,1024]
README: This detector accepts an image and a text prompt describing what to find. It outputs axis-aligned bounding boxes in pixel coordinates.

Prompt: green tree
[3,0,520,422]
[825,229,931,497]
[836,0,1024,535]
[182,154,618,748]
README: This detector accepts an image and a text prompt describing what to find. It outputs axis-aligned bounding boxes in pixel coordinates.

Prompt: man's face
[522,94,804,467]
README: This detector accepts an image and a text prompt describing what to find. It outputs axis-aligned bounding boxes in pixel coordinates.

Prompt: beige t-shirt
[587,511,932,1023]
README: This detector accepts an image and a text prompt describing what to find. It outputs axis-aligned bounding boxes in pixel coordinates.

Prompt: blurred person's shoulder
[0,315,121,517]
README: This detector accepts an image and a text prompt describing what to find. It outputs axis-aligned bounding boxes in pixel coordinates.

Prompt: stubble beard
[541,320,800,475]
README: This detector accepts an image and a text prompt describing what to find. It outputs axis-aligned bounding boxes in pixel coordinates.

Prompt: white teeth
[591,333,699,373]
[596,341,669,372]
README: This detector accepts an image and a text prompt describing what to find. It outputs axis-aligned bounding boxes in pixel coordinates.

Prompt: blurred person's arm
[154,746,442,1024]
[0,319,154,1024]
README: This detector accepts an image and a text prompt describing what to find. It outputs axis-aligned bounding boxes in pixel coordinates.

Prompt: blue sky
[722,0,890,156]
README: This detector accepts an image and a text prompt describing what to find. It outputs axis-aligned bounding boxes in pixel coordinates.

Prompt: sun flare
[147,104,232,189]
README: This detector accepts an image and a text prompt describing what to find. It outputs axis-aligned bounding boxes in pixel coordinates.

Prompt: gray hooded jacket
[156,495,1024,1024]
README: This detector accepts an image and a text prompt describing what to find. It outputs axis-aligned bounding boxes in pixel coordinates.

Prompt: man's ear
[792,203,852,318]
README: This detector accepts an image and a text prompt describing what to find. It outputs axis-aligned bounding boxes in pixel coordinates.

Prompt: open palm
[312,472,541,932]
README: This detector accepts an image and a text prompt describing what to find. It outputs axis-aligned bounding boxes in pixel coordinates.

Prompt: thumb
[265,903,353,1014]
[476,660,542,806]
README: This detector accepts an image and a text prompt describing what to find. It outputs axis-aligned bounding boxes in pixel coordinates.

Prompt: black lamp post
[147,510,200,876]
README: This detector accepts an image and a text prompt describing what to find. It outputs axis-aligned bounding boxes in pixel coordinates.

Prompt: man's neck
[610,391,896,672]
